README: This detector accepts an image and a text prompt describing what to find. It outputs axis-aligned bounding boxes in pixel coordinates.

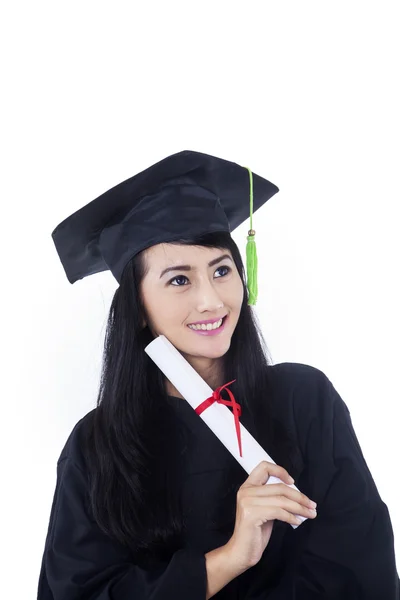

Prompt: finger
[243,483,317,508]
[242,461,294,488]
[251,504,303,527]
[243,495,318,519]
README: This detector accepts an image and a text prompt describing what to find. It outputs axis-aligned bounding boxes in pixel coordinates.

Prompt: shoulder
[267,361,334,402]
[268,361,329,388]
[267,361,344,429]
[57,407,97,469]
[267,362,352,456]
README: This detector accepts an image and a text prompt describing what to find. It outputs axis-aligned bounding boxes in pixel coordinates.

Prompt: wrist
[221,539,250,577]
[205,544,242,599]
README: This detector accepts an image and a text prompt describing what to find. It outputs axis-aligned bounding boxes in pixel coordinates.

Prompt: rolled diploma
[145,334,307,529]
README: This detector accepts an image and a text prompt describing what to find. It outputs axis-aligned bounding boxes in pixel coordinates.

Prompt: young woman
[37,150,399,599]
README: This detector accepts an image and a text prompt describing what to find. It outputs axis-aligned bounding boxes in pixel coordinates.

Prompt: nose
[195,279,224,313]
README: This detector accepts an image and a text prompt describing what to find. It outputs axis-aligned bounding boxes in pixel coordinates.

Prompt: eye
[168,265,232,287]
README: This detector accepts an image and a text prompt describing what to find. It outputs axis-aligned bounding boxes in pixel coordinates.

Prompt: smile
[187,315,228,335]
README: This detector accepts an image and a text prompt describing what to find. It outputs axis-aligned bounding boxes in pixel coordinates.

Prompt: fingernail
[288,476,295,484]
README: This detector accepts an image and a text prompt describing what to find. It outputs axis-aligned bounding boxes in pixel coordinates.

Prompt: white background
[1,1,399,597]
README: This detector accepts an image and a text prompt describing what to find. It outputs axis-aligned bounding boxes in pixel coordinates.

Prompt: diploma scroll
[145,335,307,528]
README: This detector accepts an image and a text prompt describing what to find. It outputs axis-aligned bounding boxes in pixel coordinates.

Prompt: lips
[187,315,228,335]
[188,315,227,326]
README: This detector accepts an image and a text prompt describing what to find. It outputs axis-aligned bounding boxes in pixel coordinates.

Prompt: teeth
[188,318,223,331]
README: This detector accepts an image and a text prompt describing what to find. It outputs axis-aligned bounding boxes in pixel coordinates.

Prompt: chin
[189,340,231,359]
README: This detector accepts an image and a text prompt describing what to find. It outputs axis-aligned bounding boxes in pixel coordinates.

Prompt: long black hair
[83,231,302,561]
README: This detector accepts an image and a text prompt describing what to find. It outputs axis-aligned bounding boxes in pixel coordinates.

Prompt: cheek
[232,277,245,306]
[149,305,183,330]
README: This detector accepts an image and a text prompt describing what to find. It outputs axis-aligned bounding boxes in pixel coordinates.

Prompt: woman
[37,150,399,599]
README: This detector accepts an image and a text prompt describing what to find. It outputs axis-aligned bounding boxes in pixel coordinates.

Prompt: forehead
[143,243,228,267]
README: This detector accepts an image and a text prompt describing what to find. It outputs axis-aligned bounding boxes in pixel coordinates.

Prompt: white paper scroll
[145,334,307,528]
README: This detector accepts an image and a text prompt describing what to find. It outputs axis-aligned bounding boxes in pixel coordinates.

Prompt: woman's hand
[224,460,318,572]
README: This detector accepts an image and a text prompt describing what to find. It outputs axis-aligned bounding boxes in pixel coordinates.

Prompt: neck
[165,356,225,399]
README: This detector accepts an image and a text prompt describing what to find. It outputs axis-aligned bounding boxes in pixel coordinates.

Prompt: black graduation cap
[52,150,279,303]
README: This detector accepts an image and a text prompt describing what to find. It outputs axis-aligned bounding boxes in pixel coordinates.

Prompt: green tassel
[244,166,258,305]
[246,232,258,305]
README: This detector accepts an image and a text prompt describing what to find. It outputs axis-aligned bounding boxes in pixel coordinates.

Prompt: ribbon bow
[194,379,243,457]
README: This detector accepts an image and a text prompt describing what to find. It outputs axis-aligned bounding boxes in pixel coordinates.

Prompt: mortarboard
[52,150,279,305]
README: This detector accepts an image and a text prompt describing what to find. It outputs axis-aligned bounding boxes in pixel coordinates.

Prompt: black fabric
[51,150,279,284]
[37,363,400,599]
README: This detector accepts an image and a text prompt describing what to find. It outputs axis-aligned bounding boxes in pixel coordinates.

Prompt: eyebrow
[159,254,233,279]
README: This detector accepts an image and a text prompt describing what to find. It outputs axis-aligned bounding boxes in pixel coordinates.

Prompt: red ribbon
[194,379,243,457]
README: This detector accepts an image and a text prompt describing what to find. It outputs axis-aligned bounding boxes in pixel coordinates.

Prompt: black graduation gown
[37,362,400,599]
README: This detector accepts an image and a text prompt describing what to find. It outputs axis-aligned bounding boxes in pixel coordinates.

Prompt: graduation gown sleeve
[37,455,207,600]
[258,368,400,599]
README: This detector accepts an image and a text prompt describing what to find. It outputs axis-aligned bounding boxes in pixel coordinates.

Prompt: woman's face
[140,243,244,370]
